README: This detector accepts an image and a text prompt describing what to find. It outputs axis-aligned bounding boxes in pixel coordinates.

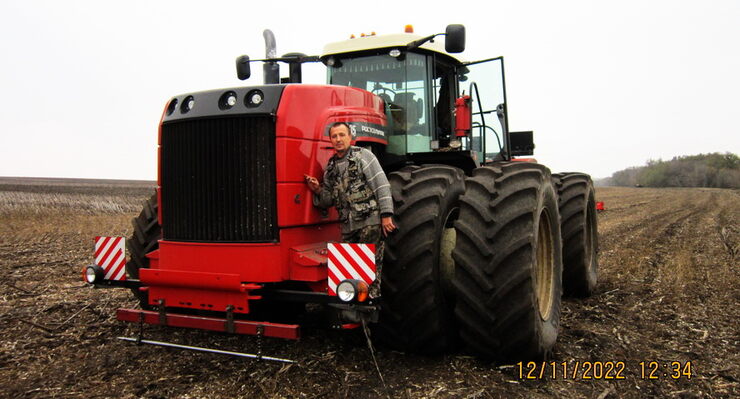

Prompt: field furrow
[0,179,737,398]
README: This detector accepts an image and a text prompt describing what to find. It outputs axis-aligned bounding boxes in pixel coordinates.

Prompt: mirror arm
[249,55,321,63]
[406,33,443,51]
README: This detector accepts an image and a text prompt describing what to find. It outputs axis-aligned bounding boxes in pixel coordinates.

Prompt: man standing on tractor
[305,122,396,297]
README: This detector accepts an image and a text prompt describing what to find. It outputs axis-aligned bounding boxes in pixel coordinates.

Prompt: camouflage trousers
[341,224,384,298]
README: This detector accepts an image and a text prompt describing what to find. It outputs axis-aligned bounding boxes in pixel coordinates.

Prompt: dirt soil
[0,178,738,398]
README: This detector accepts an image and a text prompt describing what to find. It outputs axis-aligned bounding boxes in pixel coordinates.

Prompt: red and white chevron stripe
[327,243,376,296]
[94,236,127,281]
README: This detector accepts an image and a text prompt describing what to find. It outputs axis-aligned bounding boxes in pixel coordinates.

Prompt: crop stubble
[0,178,737,398]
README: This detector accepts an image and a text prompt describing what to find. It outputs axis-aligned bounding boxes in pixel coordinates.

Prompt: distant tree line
[603,152,739,188]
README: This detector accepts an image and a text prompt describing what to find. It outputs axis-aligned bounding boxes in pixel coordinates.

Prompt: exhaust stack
[263,29,280,84]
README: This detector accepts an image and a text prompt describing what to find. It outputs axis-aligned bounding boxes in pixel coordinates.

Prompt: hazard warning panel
[327,243,376,296]
[94,236,127,281]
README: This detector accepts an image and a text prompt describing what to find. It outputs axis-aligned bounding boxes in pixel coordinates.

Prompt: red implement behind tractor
[83,24,599,361]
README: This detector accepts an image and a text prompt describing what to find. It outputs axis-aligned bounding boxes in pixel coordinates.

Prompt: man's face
[329,124,352,156]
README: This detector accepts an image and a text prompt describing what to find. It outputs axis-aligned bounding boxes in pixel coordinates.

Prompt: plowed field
[0,178,737,398]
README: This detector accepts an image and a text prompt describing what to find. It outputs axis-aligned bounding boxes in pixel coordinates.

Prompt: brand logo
[358,124,385,137]
[325,122,388,140]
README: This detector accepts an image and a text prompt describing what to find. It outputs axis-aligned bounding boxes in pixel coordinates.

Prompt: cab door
[458,57,509,163]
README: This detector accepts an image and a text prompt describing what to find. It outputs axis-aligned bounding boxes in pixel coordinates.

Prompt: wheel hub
[535,209,555,320]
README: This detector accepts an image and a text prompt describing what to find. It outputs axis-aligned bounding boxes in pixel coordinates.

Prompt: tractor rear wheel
[453,162,563,360]
[552,173,598,296]
[125,192,160,308]
[377,165,465,354]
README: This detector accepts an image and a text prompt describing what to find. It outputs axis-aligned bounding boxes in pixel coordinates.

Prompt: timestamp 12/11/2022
[516,361,693,380]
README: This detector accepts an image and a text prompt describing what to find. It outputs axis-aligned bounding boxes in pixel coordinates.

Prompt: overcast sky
[1,0,738,180]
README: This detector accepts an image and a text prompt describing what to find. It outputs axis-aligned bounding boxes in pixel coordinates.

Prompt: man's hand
[381,216,397,237]
[304,174,321,194]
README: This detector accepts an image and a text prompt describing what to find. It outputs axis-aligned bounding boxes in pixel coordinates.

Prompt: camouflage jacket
[314,146,393,233]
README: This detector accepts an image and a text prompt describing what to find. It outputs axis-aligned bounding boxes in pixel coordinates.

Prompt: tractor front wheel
[125,192,160,308]
[376,165,465,354]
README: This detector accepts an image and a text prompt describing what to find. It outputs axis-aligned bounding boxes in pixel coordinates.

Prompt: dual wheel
[552,173,599,296]
[380,163,598,360]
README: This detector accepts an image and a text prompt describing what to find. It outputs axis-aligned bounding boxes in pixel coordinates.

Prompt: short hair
[329,122,352,136]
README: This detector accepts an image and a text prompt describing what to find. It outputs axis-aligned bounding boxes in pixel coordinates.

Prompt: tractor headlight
[337,279,369,302]
[337,280,356,302]
[84,265,104,284]
[219,91,238,110]
[181,95,195,113]
[246,90,264,107]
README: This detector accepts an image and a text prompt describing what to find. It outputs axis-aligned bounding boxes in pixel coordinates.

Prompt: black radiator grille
[160,116,277,242]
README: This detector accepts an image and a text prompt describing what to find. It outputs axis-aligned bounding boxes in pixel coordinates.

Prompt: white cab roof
[322,32,465,63]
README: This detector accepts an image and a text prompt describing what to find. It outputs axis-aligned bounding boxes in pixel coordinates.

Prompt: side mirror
[236,55,251,80]
[445,24,465,53]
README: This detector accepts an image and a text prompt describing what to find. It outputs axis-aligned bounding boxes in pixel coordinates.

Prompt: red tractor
[84,24,598,361]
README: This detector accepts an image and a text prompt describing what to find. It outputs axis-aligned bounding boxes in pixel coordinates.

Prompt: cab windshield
[328,53,431,155]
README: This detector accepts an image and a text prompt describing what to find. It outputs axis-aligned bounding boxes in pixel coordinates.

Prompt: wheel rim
[585,199,596,269]
[535,209,555,320]
[439,208,459,297]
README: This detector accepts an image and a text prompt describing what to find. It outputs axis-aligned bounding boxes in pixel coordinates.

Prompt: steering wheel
[372,85,397,98]
[372,87,396,108]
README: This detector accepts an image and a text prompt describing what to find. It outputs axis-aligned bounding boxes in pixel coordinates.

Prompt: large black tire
[376,165,465,354]
[552,173,598,297]
[453,162,563,361]
[126,192,160,307]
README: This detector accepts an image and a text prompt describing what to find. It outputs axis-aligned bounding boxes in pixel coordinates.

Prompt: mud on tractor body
[83,24,599,361]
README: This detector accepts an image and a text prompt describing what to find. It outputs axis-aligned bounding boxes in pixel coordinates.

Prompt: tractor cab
[321,26,518,173]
